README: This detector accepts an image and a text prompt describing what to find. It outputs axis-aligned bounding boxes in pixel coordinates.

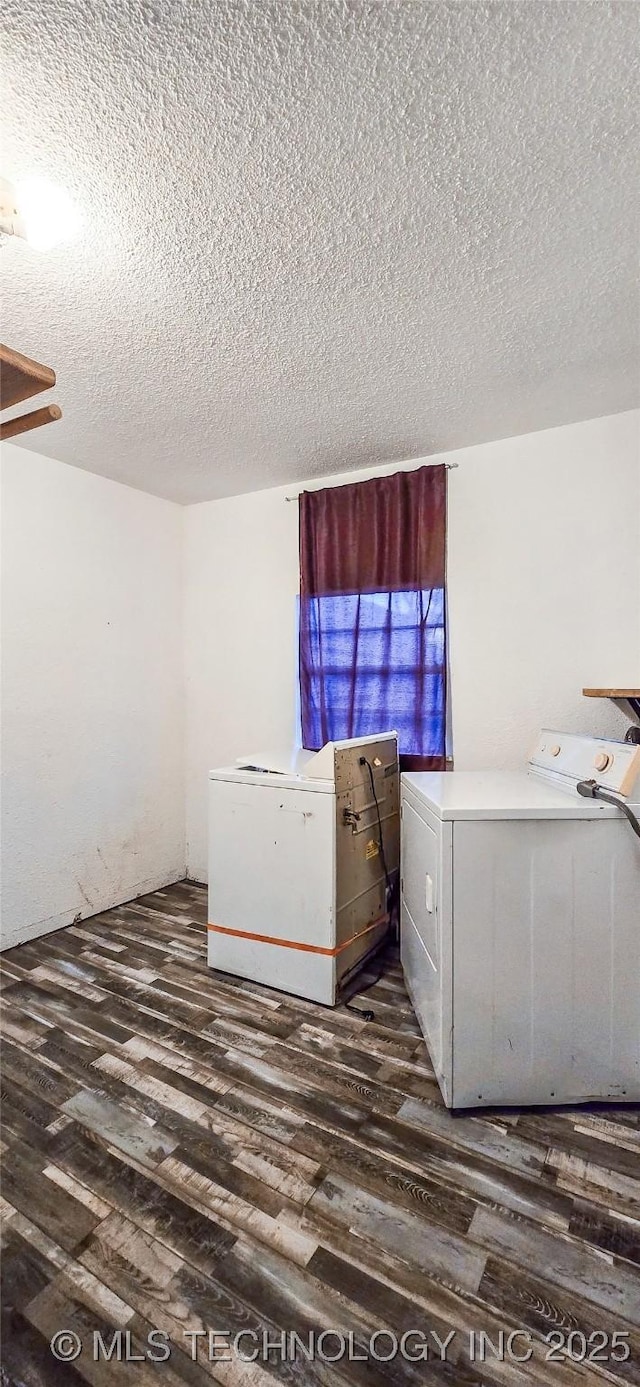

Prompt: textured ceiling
[1,1,638,504]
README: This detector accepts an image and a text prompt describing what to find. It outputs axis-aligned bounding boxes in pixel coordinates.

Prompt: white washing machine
[208,734,399,1005]
[401,730,640,1108]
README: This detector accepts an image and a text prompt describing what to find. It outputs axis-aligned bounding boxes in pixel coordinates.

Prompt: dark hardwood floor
[1,880,639,1386]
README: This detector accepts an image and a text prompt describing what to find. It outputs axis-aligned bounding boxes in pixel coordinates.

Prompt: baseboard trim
[0,867,187,953]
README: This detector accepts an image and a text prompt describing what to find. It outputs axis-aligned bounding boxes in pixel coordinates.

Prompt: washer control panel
[530,730,640,799]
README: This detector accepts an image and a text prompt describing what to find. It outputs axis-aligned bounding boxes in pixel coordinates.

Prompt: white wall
[1,444,185,949]
[184,411,640,881]
[4,413,637,913]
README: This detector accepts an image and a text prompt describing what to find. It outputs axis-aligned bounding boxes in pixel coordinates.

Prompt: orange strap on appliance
[207,913,389,957]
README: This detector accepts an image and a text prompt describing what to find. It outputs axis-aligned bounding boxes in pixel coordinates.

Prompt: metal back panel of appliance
[334,736,400,960]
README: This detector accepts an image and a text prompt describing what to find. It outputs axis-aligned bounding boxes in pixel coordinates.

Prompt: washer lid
[208,765,334,792]
[210,733,398,793]
[402,771,624,820]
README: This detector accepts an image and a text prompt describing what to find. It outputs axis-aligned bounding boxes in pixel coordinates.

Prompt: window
[301,587,446,756]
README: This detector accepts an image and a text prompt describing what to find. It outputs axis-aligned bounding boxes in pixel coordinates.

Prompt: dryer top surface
[402,770,624,820]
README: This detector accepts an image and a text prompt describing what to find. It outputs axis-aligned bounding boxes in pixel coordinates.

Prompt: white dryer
[401,731,640,1108]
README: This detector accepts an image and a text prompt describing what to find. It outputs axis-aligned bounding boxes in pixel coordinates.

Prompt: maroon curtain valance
[299,464,446,597]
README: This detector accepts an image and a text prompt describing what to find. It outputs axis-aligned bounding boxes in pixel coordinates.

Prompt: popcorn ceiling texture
[1,0,638,503]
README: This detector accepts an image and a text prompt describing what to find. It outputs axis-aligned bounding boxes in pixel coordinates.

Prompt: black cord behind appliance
[576,778,640,840]
[362,756,393,900]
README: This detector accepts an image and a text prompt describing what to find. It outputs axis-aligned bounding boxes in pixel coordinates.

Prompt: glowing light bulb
[15,176,82,251]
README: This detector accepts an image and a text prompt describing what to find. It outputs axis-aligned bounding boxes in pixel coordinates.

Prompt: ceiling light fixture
[0,174,82,251]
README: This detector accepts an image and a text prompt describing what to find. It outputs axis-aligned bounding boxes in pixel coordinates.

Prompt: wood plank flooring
[1,880,639,1386]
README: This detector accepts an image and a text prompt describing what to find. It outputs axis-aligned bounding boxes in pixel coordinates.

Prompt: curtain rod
[285,461,458,501]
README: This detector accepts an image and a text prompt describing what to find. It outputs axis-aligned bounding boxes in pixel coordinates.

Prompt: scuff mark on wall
[75,880,94,908]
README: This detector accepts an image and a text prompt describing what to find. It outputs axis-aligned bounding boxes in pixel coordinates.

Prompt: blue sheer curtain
[300,587,446,757]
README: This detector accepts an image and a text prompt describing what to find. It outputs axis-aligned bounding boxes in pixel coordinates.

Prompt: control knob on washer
[593,752,612,772]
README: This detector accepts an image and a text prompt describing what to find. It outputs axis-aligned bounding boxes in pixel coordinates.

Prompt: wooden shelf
[0,404,62,442]
[0,342,61,440]
[1,342,56,409]
[583,688,640,698]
